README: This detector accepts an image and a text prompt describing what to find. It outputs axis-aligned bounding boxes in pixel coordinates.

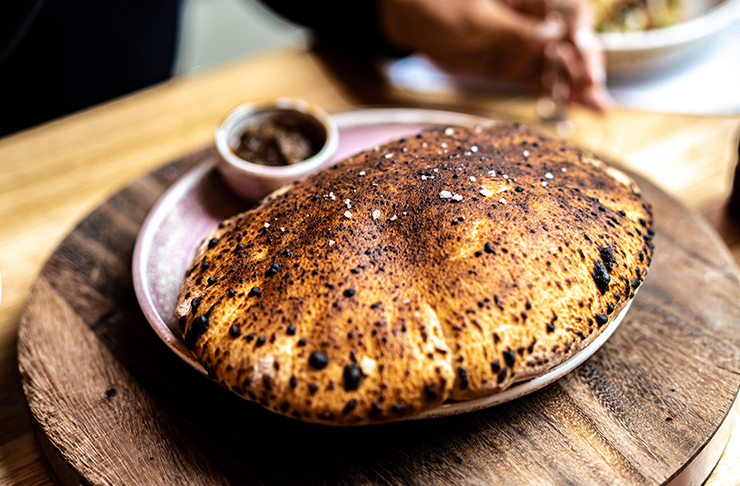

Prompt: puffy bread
[176,123,654,425]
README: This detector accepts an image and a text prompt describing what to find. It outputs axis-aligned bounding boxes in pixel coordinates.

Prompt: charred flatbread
[176,123,654,425]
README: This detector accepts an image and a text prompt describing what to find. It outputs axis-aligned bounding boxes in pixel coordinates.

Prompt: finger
[561,0,606,87]
[559,31,607,90]
[569,82,614,111]
[549,41,612,111]
[543,43,572,101]
[588,82,615,110]
[574,26,606,86]
[560,47,612,111]
[555,41,590,87]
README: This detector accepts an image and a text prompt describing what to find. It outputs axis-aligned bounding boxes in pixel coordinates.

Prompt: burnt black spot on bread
[309,351,330,369]
[458,367,469,390]
[248,287,262,297]
[265,262,283,277]
[343,364,363,391]
[185,315,208,348]
[592,261,611,293]
[190,297,201,313]
[342,399,358,415]
[370,402,383,417]
[599,246,616,272]
[503,349,516,368]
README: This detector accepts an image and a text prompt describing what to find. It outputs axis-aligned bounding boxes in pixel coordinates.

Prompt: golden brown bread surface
[176,123,654,425]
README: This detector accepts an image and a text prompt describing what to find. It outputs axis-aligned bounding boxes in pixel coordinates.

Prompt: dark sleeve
[0,0,180,137]
[259,0,400,55]
[0,0,45,65]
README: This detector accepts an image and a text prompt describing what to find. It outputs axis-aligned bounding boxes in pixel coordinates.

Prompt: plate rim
[132,107,634,420]
[132,160,215,370]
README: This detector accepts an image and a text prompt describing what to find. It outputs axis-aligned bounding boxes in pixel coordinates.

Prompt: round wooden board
[17,148,740,486]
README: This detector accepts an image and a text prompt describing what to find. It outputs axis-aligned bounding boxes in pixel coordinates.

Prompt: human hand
[380,0,612,110]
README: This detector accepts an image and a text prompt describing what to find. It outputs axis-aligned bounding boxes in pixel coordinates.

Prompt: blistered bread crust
[176,123,654,425]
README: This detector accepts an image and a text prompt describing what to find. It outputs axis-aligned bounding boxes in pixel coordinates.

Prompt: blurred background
[177,0,740,115]
[175,0,305,74]
[0,0,737,139]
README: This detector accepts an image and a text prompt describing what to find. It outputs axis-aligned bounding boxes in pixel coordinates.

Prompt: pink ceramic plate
[132,108,630,419]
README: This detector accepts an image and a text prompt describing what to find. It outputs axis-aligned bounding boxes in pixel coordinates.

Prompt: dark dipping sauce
[232,109,327,167]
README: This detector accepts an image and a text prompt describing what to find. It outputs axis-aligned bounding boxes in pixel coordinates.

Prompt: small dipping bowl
[214,98,339,200]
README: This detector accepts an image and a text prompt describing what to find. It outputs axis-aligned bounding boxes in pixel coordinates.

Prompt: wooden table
[0,45,738,485]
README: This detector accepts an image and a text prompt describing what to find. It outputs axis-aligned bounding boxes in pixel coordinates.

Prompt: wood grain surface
[15,142,740,485]
[1,45,739,485]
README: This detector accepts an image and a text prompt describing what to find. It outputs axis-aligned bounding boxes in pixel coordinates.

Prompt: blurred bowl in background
[601,0,740,79]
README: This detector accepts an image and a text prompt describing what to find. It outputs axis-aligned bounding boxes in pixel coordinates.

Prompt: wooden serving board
[17,148,740,485]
